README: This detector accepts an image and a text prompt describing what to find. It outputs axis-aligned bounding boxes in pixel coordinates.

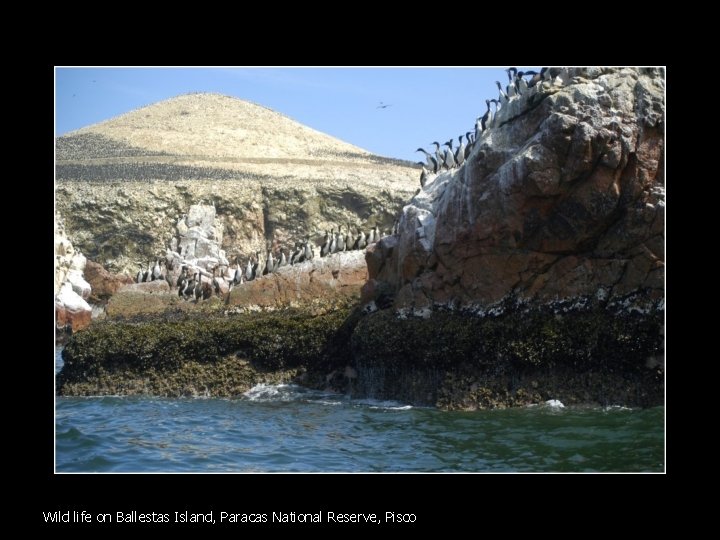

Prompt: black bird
[416,147,435,169]
[464,131,474,160]
[495,81,509,103]
[481,99,492,131]
[377,102,392,109]
[525,70,543,88]
[505,68,518,97]
[416,162,428,188]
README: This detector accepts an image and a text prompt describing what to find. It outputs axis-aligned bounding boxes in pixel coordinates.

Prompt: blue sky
[55,67,539,162]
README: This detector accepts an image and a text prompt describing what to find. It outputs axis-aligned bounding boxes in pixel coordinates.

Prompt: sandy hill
[57,93,412,179]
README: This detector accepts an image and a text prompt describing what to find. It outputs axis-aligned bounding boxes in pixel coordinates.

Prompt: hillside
[56,93,418,273]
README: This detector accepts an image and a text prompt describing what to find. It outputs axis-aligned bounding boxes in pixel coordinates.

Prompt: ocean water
[55,348,664,472]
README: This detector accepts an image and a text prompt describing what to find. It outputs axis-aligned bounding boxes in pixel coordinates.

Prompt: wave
[242,383,413,410]
[351,398,413,410]
[544,399,565,409]
[242,383,320,402]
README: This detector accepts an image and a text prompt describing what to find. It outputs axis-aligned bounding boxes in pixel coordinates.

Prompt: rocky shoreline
[56,68,665,410]
[58,297,663,409]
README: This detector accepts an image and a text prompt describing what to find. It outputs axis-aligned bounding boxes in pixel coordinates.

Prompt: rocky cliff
[58,70,666,410]
[352,67,665,409]
[56,93,418,276]
[367,68,664,313]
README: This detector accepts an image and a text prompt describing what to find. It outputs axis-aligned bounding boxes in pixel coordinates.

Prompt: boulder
[56,282,92,332]
[66,270,91,300]
[227,250,368,312]
[84,260,134,302]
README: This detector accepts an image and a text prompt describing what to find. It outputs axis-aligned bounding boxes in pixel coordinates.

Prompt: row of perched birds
[225,223,394,284]
[136,260,166,283]
[415,67,569,186]
[147,222,402,303]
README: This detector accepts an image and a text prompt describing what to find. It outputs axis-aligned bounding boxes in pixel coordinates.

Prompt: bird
[525,70,543,88]
[464,131,474,159]
[516,71,529,95]
[495,81,509,104]
[232,258,243,285]
[416,147,435,169]
[546,67,566,85]
[321,231,331,257]
[329,230,338,254]
[263,251,274,276]
[336,226,346,252]
[432,141,445,169]
[303,238,313,261]
[455,135,466,166]
[377,102,392,109]
[481,99,492,131]
[444,141,456,169]
[416,162,429,187]
[505,68,518,97]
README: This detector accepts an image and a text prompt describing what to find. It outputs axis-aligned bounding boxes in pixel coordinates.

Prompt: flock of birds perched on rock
[136,222,401,302]
[415,67,570,187]
[133,67,575,302]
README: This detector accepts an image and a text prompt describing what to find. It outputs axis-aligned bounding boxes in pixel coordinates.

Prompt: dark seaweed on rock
[349,304,664,408]
[57,306,355,396]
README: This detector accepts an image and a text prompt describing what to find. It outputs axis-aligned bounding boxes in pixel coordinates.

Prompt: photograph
[54,66,665,473]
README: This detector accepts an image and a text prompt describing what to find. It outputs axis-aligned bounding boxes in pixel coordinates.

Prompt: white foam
[545,399,565,409]
[353,398,413,410]
[312,399,343,406]
[242,383,298,401]
[241,384,413,410]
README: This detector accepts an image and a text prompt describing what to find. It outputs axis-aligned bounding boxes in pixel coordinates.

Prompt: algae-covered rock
[57,306,355,396]
[349,300,664,408]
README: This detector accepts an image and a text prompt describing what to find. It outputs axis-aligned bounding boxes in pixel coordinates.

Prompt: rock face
[174,204,226,261]
[84,260,134,303]
[349,67,665,409]
[56,282,91,332]
[55,215,92,333]
[56,93,417,276]
[226,250,367,312]
[369,68,664,312]
[106,250,367,319]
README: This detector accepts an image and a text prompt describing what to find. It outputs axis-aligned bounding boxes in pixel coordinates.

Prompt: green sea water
[55,349,664,472]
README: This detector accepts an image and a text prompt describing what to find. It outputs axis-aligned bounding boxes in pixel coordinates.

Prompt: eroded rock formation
[367,68,664,313]
[55,214,92,332]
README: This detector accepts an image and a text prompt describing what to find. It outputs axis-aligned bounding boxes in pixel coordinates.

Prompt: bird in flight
[377,102,392,109]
